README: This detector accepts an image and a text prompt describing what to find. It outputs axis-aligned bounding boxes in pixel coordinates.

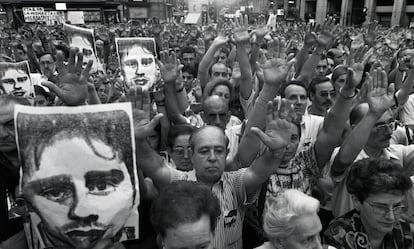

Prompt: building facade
[0,0,175,27]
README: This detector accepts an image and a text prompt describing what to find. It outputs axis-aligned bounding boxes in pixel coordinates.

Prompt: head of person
[217,47,229,65]
[210,63,230,81]
[204,79,234,106]
[151,180,220,249]
[201,95,230,130]
[0,63,31,98]
[182,65,197,92]
[309,76,335,112]
[189,126,228,184]
[350,103,397,150]
[347,158,412,235]
[264,189,323,249]
[281,80,308,120]
[396,48,414,71]
[181,46,197,69]
[167,124,197,172]
[121,44,156,90]
[34,85,52,106]
[331,65,348,96]
[327,48,344,67]
[315,55,329,77]
[327,58,334,75]
[38,52,56,79]
[97,82,114,104]
[15,44,27,62]
[0,95,30,153]
[17,110,137,249]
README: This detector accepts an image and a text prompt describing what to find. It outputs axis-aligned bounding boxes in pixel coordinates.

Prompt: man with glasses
[324,158,413,249]
[329,69,414,218]
[308,76,336,116]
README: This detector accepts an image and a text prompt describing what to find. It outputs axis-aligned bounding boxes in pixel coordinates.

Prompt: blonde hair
[263,189,320,239]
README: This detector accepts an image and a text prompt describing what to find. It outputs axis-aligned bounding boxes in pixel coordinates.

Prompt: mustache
[62,219,108,232]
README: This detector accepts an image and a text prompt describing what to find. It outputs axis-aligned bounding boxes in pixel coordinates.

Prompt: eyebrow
[84,170,124,189]
[26,174,73,193]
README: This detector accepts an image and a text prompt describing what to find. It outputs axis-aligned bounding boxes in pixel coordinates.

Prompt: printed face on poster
[0,61,35,99]
[15,103,139,249]
[116,37,158,91]
[64,23,103,73]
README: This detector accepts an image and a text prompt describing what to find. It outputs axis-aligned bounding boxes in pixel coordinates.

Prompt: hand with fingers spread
[211,30,229,48]
[261,58,290,87]
[251,15,269,43]
[126,87,163,140]
[233,15,250,44]
[366,69,395,116]
[42,47,93,106]
[159,50,181,83]
[266,37,287,60]
[316,16,337,50]
[348,45,372,85]
[250,98,297,158]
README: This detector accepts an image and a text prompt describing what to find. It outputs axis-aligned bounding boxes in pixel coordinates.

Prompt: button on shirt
[170,168,259,249]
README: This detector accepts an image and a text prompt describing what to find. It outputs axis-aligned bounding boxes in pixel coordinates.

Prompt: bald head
[203,95,228,112]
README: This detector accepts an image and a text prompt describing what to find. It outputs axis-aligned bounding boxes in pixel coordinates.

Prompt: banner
[22,7,65,25]
[115,37,158,91]
[0,61,35,100]
[15,103,139,249]
[63,23,103,73]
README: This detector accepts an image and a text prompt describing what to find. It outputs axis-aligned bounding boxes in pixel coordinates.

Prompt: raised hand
[251,98,296,156]
[42,48,93,106]
[251,14,269,43]
[159,50,181,83]
[126,87,163,140]
[232,15,250,44]
[211,26,229,48]
[316,16,337,50]
[260,58,291,88]
[266,37,287,60]
[366,69,395,116]
[348,45,372,85]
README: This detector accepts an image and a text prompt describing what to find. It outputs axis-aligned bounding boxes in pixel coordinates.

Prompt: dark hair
[181,65,197,79]
[308,76,331,95]
[181,46,196,57]
[280,80,307,98]
[151,180,220,237]
[16,110,136,203]
[37,52,56,61]
[331,65,348,83]
[346,158,413,202]
[34,85,51,101]
[167,124,197,149]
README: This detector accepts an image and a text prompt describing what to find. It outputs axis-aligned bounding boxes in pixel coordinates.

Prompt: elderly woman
[324,158,413,249]
[257,189,335,249]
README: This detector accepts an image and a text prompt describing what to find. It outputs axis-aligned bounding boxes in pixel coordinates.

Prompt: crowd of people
[1,13,414,249]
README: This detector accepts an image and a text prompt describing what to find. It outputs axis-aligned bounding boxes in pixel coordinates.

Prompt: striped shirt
[170,168,259,249]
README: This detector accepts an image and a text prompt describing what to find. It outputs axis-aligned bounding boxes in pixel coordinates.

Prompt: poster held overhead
[115,37,158,92]
[0,61,35,100]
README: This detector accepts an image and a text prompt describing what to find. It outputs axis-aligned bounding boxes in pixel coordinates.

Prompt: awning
[184,13,201,24]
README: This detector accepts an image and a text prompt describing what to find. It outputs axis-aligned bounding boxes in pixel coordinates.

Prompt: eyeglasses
[319,90,336,98]
[365,200,407,216]
[374,121,397,131]
[172,147,191,156]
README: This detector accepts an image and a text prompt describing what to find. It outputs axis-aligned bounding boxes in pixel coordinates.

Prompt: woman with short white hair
[256,189,333,249]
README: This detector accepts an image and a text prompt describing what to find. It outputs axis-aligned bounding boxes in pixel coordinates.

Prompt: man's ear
[309,91,315,101]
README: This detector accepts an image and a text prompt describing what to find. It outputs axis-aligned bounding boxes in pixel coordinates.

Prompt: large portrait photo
[64,23,103,73]
[0,61,35,99]
[116,37,158,91]
[15,103,139,249]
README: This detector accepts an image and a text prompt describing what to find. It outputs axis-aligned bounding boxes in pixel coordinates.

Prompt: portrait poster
[15,103,139,249]
[63,23,103,73]
[115,37,158,92]
[0,61,35,100]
